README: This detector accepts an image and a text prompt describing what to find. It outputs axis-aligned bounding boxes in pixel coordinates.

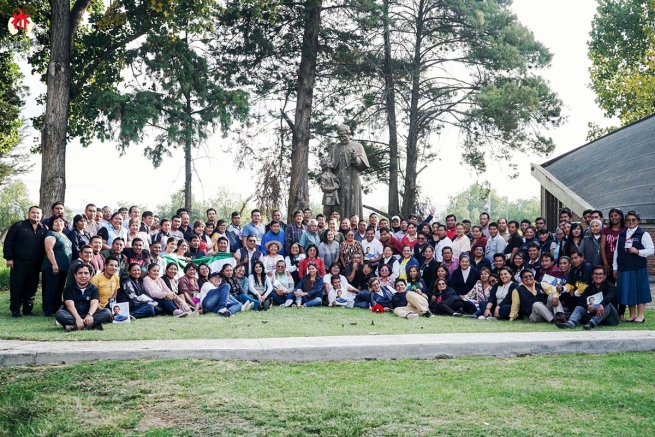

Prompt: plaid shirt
[285,222,307,254]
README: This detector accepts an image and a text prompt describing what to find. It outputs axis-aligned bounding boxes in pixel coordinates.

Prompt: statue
[320,156,340,216]
[327,124,370,219]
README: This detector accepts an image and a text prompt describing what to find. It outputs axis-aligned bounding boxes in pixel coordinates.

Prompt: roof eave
[530,163,594,216]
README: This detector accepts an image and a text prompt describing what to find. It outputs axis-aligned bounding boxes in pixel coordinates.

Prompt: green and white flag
[162,252,236,278]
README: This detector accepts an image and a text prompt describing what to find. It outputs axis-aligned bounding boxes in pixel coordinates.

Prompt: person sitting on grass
[368,277,394,311]
[221,263,255,311]
[428,278,467,317]
[508,269,566,323]
[178,263,201,310]
[462,267,494,318]
[55,264,112,331]
[198,271,242,317]
[117,263,156,320]
[143,263,196,317]
[270,260,295,306]
[391,278,434,319]
[483,266,517,320]
[556,266,620,330]
[90,256,119,309]
[282,262,324,308]
[327,274,370,309]
[248,260,273,311]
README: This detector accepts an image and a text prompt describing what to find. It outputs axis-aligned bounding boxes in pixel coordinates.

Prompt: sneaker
[406,312,418,320]
[218,308,232,318]
[240,302,249,312]
[129,315,136,321]
[555,312,567,324]
[422,311,434,318]
[281,299,293,308]
[452,312,462,317]
[55,320,61,327]
[466,315,478,319]
[583,323,594,330]
[187,310,199,318]
[65,325,77,332]
[486,316,497,321]
[173,309,188,318]
[478,315,486,320]
[262,300,271,311]
[555,321,574,329]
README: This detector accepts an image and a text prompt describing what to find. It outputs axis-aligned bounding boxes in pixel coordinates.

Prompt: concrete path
[1,330,654,367]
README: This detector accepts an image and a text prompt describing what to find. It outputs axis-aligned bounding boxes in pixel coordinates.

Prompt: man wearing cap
[391,216,401,233]
[261,220,286,256]
[537,227,555,255]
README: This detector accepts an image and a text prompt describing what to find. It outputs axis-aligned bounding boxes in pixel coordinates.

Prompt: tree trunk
[383,0,400,216]
[402,0,424,218]
[286,0,322,220]
[39,0,71,211]
[184,93,192,211]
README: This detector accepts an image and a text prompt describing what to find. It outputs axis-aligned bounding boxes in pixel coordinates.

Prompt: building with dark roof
[531,114,655,278]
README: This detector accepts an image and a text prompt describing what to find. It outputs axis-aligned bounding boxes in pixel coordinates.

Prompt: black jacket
[577,280,617,308]
[450,267,480,295]
[3,219,48,263]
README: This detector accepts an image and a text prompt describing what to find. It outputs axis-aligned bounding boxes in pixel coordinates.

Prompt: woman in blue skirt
[613,210,654,323]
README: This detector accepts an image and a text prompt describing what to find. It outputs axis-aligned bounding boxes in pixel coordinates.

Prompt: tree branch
[70,0,93,39]
[280,109,296,134]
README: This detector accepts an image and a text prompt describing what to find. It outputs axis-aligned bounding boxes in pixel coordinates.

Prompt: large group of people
[3,202,653,331]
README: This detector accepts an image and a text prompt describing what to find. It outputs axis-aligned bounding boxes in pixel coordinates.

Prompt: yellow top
[90,272,120,308]
[509,281,559,321]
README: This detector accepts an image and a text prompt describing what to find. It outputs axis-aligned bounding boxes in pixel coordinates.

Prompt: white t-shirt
[360,238,384,262]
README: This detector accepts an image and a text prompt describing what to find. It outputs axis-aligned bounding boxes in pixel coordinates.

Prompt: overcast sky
[14,0,615,215]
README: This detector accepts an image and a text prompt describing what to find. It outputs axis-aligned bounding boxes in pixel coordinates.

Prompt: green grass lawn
[1,291,654,341]
[0,353,653,436]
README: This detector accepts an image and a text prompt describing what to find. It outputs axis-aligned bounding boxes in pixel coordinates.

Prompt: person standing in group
[613,210,653,323]
[601,208,625,283]
[42,215,73,317]
[3,206,48,317]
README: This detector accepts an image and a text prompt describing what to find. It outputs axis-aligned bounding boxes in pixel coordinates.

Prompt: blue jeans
[202,285,242,314]
[474,300,487,317]
[154,298,178,315]
[236,293,260,310]
[286,292,322,307]
[270,292,288,306]
[567,303,619,327]
[354,291,370,309]
[131,304,156,319]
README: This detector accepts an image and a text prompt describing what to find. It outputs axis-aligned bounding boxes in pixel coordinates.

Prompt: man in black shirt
[556,266,619,330]
[3,206,48,317]
[503,220,523,264]
[55,264,112,331]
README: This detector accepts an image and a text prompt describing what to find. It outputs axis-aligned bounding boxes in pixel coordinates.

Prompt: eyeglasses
[593,273,605,276]
[522,274,534,279]
[626,218,638,223]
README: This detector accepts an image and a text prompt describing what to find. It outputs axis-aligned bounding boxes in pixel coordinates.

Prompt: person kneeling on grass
[55,264,112,331]
[556,265,620,330]
[199,271,242,317]
[509,269,566,323]
[282,262,323,307]
[392,278,434,319]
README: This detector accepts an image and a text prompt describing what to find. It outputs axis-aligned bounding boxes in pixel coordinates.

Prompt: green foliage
[155,188,251,222]
[442,183,541,224]
[0,181,32,231]
[0,257,9,290]
[586,122,620,142]
[589,0,655,126]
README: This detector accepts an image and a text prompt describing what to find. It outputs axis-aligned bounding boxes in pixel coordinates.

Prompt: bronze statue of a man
[327,124,370,219]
